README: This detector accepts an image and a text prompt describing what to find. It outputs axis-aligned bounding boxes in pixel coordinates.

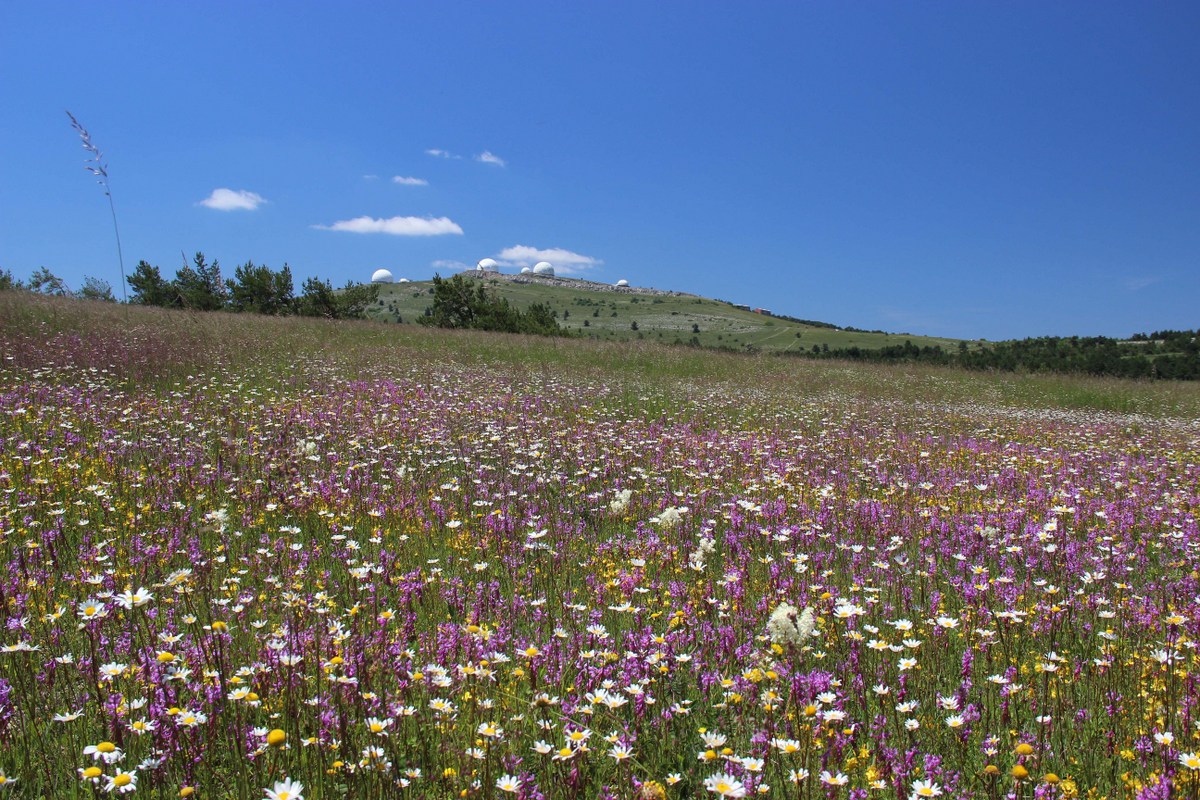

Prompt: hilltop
[366,272,962,355]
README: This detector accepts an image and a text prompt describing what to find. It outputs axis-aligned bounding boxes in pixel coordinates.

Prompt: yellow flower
[639,782,667,800]
[1012,765,1029,780]
[267,729,287,746]
[1015,743,1034,756]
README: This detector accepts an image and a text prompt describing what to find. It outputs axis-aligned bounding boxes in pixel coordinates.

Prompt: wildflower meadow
[2,293,1199,799]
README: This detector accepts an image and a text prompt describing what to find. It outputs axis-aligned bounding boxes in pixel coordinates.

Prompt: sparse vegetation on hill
[420,274,565,336]
[368,274,962,356]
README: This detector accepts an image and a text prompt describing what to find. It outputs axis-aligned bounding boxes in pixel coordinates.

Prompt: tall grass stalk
[66,110,128,303]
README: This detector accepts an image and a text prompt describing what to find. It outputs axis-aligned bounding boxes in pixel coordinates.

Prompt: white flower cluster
[608,489,633,514]
[767,602,816,646]
[688,536,717,572]
[652,505,687,528]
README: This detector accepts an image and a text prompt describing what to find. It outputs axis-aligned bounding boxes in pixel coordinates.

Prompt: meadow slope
[1,292,1199,799]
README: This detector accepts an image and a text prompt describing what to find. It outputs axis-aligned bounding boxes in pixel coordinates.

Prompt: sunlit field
[2,293,1199,799]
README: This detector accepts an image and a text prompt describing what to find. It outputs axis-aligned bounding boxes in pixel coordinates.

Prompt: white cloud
[362,174,379,181]
[476,150,506,167]
[495,245,602,274]
[392,176,429,186]
[425,148,458,159]
[314,216,464,236]
[199,188,266,211]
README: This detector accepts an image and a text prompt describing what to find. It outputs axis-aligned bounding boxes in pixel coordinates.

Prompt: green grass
[4,290,1199,420]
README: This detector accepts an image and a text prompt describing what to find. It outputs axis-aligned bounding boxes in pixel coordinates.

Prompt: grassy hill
[365,273,964,354]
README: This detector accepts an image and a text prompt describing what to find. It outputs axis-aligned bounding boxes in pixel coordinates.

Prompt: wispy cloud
[495,245,601,274]
[362,174,379,181]
[314,216,464,236]
[1125,275,1162,291]
[476,150,506,167]
[426,148,505,166]
[392,176,429,186]
[432,259,472,272]
[199,188,266,211]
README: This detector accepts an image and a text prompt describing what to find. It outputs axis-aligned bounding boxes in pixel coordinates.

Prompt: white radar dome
[532,262,555,276]
[476,258,499,272]
[371,269,394,283]
[615,279,629,287]
[520,266,532,274]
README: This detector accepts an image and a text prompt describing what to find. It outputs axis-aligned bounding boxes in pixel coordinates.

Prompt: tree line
[0,254,379,320]
[790,331,1200,380]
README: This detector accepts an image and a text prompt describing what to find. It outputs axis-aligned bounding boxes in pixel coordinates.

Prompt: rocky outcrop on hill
[461,271,695,298]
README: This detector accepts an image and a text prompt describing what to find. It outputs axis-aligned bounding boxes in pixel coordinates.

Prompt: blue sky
[2,2,1197,340]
